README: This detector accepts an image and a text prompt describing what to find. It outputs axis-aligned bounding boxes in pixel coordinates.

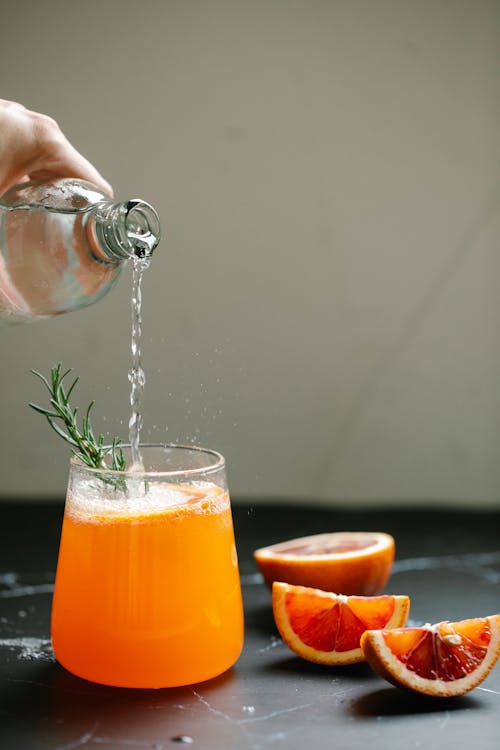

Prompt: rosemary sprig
[29,364,126,475]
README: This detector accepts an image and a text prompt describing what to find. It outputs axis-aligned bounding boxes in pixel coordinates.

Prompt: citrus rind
[272,581,410,666]
[361,615,500,697]
[255,531,395,596]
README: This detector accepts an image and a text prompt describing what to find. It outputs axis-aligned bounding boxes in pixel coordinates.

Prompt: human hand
[0,99,112,196]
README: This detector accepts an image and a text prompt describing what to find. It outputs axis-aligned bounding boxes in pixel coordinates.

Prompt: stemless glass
[51,444,244,688]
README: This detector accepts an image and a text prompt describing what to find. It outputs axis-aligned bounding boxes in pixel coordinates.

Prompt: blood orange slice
[254,531,395,595]
[272,581,410,665]
[361,616,500,697]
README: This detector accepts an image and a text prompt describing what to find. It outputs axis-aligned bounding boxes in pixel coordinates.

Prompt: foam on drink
[65,480,229,523]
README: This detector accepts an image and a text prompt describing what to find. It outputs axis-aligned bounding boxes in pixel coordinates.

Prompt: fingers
[29,112,114,196]
[28,142,114,197]
[0,100,113,196]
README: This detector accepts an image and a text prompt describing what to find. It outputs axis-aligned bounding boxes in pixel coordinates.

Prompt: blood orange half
[255,531,395,595]
[272,581,410,665]
[361,616,500,697]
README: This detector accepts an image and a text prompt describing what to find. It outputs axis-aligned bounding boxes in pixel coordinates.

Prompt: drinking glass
[51,444,244,688]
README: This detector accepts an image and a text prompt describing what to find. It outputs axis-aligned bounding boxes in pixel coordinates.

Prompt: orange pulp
[51,483,244,687]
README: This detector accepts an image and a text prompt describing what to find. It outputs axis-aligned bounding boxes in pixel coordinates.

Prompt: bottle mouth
[92,198,161,263]
[124,200,161,259]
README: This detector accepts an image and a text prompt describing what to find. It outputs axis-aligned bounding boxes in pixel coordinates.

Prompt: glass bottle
[0,178,160,323]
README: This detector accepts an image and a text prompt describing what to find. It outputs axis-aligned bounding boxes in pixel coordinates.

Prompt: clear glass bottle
[0,178,160,323]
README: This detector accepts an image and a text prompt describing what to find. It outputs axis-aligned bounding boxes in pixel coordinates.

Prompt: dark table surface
[1,501,500,750]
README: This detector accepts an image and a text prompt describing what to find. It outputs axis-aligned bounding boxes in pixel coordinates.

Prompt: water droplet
[171,737,194,745]
[242,705,255,713]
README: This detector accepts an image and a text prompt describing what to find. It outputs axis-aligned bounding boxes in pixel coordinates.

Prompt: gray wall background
[1,0,499,506]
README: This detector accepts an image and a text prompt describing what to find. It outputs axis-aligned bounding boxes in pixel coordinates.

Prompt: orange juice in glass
[51,444,244,687]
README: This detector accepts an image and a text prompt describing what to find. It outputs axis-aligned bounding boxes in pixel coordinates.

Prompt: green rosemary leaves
[29,364,126,472]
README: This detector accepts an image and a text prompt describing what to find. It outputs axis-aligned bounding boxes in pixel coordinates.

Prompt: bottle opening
[92,198,161,262]
[125,201,161,259]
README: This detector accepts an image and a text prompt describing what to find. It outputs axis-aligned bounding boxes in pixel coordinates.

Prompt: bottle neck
[91,199,161,262]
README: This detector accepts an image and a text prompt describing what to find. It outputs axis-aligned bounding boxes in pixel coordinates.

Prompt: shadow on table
[262,655,375,680]
[247,602,276,634]
[1,657,242,747]
[351,686,481,717]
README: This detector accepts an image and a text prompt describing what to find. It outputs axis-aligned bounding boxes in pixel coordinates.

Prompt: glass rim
[69,442,226,479]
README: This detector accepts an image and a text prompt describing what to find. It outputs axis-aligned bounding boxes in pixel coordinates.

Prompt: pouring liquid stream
[128,255,150,473]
